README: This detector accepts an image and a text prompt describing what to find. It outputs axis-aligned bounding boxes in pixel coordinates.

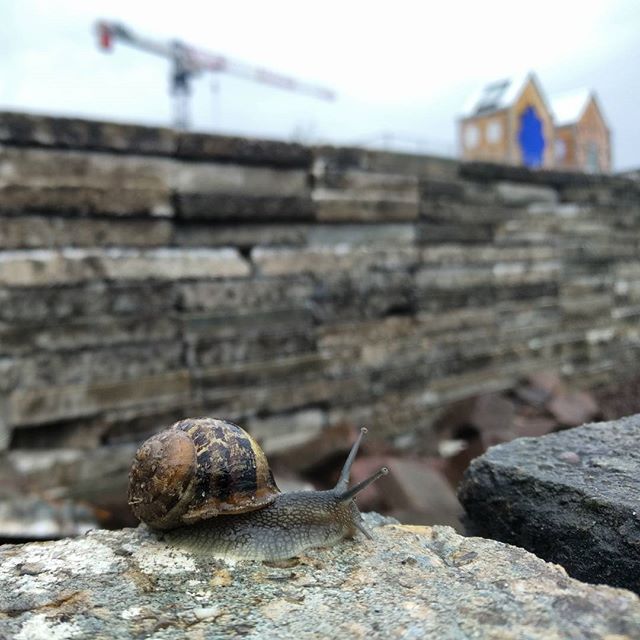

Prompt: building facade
[552,90,611,173]
[459,73,611,173]
[459,73,555,169]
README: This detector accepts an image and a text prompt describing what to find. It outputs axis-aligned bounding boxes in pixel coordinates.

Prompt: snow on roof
[460,72,532,118]
[550,89,592,127]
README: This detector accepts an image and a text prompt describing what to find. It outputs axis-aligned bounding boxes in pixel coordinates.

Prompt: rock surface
[459,415,640,594]
[1,516,640,639]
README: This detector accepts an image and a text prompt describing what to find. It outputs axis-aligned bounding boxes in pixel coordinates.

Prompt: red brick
[548,392,599,427]
[382,458,463,530]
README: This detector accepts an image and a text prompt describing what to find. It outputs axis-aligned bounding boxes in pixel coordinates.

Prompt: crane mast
[96,20,335,130]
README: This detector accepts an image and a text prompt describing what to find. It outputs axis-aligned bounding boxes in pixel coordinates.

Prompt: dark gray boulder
[459,414,640,593]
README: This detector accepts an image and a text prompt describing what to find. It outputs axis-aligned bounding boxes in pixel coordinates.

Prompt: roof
[550,89,592,127]
[461,72,532,118]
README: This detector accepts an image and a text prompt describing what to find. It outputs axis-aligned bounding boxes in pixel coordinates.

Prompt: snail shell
[128,417,280,530]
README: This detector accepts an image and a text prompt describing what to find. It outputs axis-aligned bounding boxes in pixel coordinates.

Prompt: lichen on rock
[1,515,639,639]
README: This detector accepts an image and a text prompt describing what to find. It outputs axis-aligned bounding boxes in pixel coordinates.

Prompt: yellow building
[459,73,612,173]
[551,89,611,173]
[459,72,555,169]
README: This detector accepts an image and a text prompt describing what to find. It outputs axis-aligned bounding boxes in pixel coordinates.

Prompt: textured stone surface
[0,111,176,154]
[459,415,640,594]
[0,248,250,286]
[172,163,308,196]
[7,370,191,427]
[175,193,314,221]
[313,169,419,221]
[1,110,640,477]
[176,131,311,167]
[1,518,640,639]
[0,216,173,249]
[252,246,418,277]
[494,181,559,205]
[0,147,173,216]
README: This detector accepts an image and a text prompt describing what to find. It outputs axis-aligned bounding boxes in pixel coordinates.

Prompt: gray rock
[171,163,308,196]
[173,223,309,249]
[0,247,250,287]
[0,494,98,540]
[459,415,640,594]
[175,193,314,221]
[0,147,173,217]
[494,181,559,205]
[177,131,311,167]
[1,518,639,638]
[0,111,176,155]
[0,216,173,250]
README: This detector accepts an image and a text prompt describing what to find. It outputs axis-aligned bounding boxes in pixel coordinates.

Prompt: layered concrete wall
[1,111,639,453]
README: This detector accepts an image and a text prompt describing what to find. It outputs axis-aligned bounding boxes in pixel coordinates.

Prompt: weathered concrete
[1,517,639,639]
[0,147,174,216]
[0,248,250,286]
[459,415,640,594]
[1,111,640,488]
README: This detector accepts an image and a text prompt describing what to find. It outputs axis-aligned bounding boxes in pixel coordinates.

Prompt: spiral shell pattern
[128,417,280,530]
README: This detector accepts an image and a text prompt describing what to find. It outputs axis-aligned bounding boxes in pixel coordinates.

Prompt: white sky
[1,0,639,169]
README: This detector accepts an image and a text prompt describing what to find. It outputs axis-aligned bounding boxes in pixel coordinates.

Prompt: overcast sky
[1,0,639,169]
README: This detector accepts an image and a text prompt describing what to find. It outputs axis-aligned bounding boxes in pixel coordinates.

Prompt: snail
[128,417,389,561]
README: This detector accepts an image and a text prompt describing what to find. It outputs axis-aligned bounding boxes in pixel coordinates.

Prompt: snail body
[128,417,388,561]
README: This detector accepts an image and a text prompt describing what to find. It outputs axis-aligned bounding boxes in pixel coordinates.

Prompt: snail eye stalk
[337,467,389,503]
[335,427,368,492]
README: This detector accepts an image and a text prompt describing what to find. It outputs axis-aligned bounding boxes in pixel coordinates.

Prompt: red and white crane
[95,20,335,129]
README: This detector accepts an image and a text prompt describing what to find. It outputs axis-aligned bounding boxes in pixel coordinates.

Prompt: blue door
[518,106,545,168]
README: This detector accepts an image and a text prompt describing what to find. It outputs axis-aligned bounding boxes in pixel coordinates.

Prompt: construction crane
[95,20,336,130]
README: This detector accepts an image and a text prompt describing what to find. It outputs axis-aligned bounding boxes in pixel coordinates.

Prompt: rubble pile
[1,369,628,541]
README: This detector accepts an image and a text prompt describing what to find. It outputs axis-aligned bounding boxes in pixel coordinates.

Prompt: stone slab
[176,131,311,167]
[494,181,559,205]
[245,408,326,454]
[172,163,308,196]
[317,168,419,194]
[314,145,459,178]
[177,277,314,313]
[460,160,632,189]
[185,311,316,369]
[0,111,176,155]
[459,415,640,594]
[7,370,191,427]
[313,192,419,222]
[196,353,325,390]
[0,281,178,323]
[173,223,308,248]
[0,248,250,286]
[198,376,357,420]
[0,216,173,249]
[174,193,314,221]
[252,246,417,277]
[1,520,639,638]
[0,147,173,216]
[310,270,415,322]
[0,315,179,355]
[306,223,416,246]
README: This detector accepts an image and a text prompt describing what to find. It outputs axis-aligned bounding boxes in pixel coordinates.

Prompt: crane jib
[94,19,336,129]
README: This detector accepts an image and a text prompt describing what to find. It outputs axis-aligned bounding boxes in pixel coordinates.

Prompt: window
[465,124,480,149]
[586,142,600,173]
[487,121,502,144]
